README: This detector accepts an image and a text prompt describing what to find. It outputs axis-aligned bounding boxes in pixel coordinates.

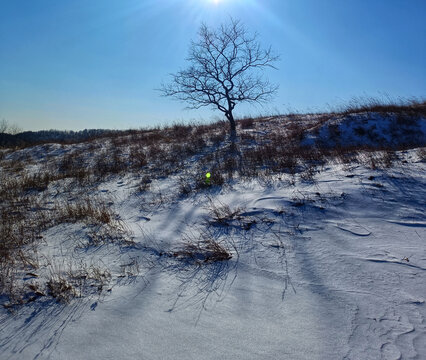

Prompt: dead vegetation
[46,276,75,303]
[171,238,232,264]
[0,169,133,307]
[206,198,244,226]
[335,97,426,118]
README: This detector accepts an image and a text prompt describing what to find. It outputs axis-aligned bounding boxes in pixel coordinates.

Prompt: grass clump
[172,238,232,264]
[47,276,75,303]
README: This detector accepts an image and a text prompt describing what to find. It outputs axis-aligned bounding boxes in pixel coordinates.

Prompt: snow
[301,112,426,148]
[1,117,425,359]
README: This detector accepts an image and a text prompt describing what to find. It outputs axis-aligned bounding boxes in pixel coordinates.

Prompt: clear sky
[1,0,425,131]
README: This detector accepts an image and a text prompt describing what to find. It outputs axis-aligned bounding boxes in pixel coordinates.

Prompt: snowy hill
[0,106,425,359]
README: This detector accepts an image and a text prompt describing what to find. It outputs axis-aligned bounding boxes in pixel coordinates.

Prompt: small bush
[168,123,192,140]
[138,175,152,192]
[93,148,126,178]
[21,172,51,192]
[240,117,255,129]
[209,129,227,146]
[129,146,147,169]
[47,276,75,303]
[172,238,232,264]
[61,198,113,225]
[287,121,305,142]
[207,199,243,226]
[178,176,192,196]
[416,147,426,162]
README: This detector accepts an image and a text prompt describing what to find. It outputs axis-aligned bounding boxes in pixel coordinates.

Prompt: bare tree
[0,119,22,135]
[0,119,7,133]
[160,19,279,139]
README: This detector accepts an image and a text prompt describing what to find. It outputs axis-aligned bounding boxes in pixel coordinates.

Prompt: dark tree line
[0,129,115,148]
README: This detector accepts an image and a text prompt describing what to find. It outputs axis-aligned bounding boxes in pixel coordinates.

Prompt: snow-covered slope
[0,113,425,359]
[303,112,426,148]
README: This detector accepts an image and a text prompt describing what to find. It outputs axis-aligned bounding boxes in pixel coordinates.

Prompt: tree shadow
[161,216,301,325]
[0,297,88,359]
[163,252,239,325]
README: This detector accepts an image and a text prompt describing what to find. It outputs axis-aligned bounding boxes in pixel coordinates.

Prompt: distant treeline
[0,129,119,148]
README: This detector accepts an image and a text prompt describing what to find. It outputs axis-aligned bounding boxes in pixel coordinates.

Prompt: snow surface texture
[1,149,425,360]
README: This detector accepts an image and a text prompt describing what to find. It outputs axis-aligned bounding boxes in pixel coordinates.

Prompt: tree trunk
[225,110,242,171]
[226,111,237,140]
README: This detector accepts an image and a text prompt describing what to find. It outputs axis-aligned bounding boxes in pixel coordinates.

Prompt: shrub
[47,276,75,303]
[240,117,255,129]
[172,238,232,264]
[129,146,147,169]
[21,172,51,192]
[207,199,243,226]
[60,198,113,225]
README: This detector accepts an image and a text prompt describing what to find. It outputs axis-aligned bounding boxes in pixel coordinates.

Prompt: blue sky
[1,0,425,131]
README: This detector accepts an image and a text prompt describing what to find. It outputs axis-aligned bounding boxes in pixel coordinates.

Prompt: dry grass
[336,97,426,117]
[171,238,232,264]
[0,165,132,307]
[46,276,75,303]
[206,198,244,226]
[416,147,426,162]
[60,198,113,225]
[239,117,255,129]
